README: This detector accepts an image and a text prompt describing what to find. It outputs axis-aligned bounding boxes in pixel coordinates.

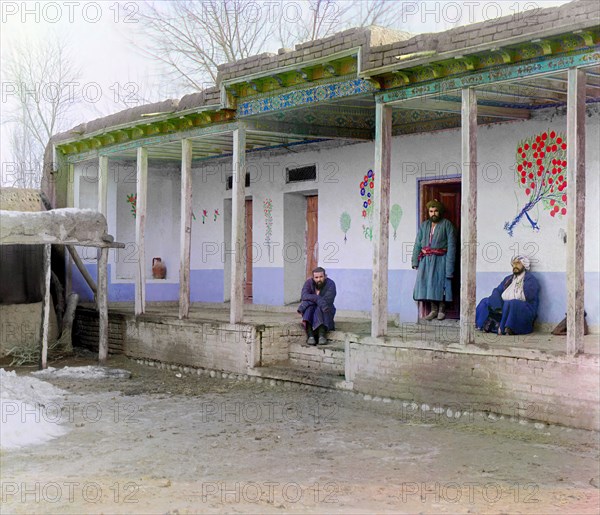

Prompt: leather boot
[317,326,328,345]
[437,302,446,320]
[425,302,439,320]
[306,324,316,345]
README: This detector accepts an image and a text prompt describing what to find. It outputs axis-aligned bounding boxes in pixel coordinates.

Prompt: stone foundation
[74,307,600,431]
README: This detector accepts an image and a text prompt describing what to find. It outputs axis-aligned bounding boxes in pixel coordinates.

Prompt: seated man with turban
[476,256,540,335]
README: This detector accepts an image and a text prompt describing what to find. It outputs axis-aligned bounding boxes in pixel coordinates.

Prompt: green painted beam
[238,78,380,117]
[65,122,239,163]
[377,48,600,104]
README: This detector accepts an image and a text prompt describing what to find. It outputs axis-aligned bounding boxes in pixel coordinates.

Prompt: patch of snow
[0,369,70,450]
[32,366,131,380]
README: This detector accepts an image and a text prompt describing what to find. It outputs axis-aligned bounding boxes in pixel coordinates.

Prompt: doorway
[419,179,461,319]
[305,195,318,278]
[244,198,253,303]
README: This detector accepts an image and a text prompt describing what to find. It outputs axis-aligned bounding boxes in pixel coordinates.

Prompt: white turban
[512,255,531,270]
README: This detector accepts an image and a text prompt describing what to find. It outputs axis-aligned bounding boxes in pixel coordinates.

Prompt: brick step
[288,340,345,374]
[250,364,347,389]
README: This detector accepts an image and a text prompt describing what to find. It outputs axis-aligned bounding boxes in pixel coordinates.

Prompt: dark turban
[426,199,445,213]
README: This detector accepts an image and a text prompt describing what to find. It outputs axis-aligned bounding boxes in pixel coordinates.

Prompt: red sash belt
[418,246,447,262]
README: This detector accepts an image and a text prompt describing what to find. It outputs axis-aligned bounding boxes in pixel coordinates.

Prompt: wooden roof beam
[395,98,530,119]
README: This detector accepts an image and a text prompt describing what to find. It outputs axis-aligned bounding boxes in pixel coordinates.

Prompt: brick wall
[367,0,599,70]
[289,342,344,375]
[217,1,598,82]
[122,316,254,374]
[347,340,600,430]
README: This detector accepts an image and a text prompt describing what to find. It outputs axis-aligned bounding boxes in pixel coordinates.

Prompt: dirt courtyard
[1,352,599,514]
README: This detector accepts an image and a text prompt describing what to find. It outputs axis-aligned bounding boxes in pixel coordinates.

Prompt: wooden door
[305,195,318,278]
[421,181,461,319]
[244,199,253,303]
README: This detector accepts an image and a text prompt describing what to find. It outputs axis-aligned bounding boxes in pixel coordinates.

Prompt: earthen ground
[1,352,598,515]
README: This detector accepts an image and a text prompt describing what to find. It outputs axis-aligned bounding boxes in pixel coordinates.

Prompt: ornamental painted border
[377,49,600,104]
[238,79,380,117]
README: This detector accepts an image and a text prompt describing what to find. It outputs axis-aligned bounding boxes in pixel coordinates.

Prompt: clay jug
[152,257,167,279]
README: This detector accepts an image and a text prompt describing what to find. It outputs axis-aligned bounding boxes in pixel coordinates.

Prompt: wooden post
[230,124,246,324]
[460,87,478,346]
[97,154,109,307]
[566,68,586,356]
[135,147,148,315]
[67,163,75,208]
[98,155,108,216]
[371,102,392,337]
[98,247,109,364]
[67,245,98,297]
[179,139,193,319]
[40,244,52,369]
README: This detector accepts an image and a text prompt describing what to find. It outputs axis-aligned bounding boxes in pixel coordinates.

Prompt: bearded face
[428,207,441,223]
[512,260,525,275]
[313,271,326,290]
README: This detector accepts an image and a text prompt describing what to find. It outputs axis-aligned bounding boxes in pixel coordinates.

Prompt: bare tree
[135,0,272,91]
[2,36,80,188]
[278,0,401,49]
[135,0,409,92]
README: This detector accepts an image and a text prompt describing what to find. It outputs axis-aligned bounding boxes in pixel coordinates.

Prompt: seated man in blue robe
[476,256,540,335]
[297,267,336,346]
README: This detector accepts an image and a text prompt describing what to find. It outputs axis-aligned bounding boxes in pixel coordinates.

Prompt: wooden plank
[98,155,108,216]
[40,244,52,369]
[371,103,392,337]
[460,88,478,346]
[179,139,193,319]
[135,147,148,315]
[566,68,586,356]
[395,98,530,120]
[67,245,97,298]
[230,124,246,324]
[98,247,109,364]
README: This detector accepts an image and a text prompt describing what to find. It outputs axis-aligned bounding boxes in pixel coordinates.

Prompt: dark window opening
[226,173,251,190]
[286,165,316,183]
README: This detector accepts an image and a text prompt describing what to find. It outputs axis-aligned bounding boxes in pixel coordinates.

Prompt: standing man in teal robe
[412,199,457,320]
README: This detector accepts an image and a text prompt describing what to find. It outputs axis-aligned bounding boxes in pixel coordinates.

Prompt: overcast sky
[0,0,570,179]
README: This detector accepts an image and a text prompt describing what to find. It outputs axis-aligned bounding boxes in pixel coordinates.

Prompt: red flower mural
[505,129,567,236]
[126,194,137,218]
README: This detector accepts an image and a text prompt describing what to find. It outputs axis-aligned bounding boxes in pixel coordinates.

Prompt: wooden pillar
[97,154,109,305]
[135,147,148,315]
[66,163,75,208]
[40,244,52,369]
[98,155,108,216]
[460,87,478,346]
[65,163,75,297]
[98,247,109,364]
[371,102,392,337]
[179,139,193,319]
[230,124,246,324]
[566,68,586,356]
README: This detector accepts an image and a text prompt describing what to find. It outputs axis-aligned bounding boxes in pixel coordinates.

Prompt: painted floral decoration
[390,204,403,240]
[264,198,273,256]
[340,212,351,243]
[359,169,375,240]
[126,194,137,218]
[505,129,568,236]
